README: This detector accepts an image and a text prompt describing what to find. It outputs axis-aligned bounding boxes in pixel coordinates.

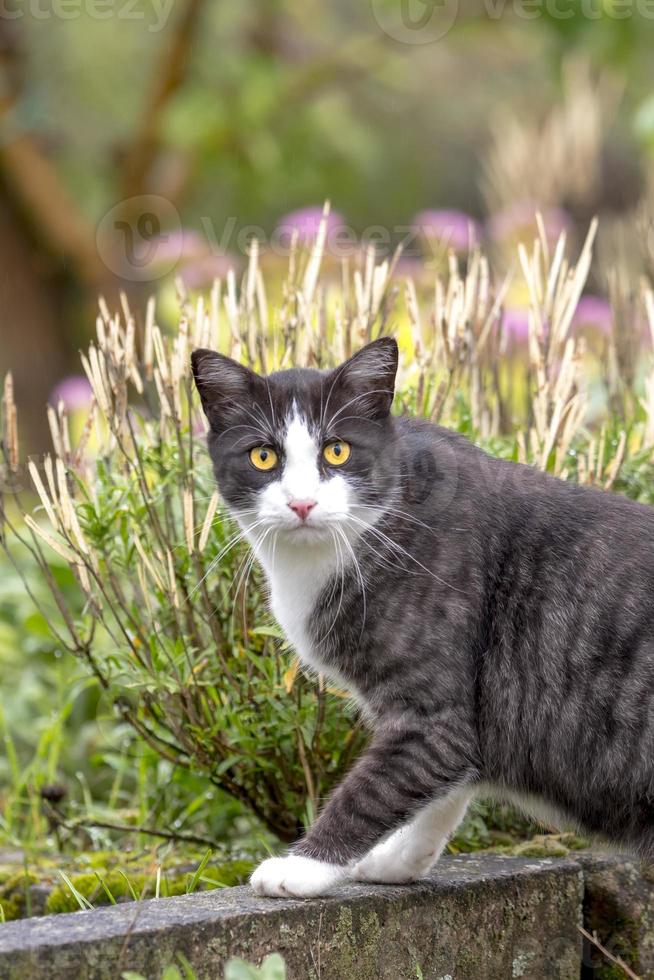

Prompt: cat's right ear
[191,349,260,429]
[331,337,398,420]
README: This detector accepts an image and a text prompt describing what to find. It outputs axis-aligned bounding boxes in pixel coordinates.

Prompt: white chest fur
[248,533,368,714]
[256,539,339,676]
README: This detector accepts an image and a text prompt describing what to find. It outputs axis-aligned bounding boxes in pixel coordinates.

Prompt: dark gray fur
[192,338,654,866]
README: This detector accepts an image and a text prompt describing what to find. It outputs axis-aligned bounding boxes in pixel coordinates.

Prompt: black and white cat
[192,337,654,898]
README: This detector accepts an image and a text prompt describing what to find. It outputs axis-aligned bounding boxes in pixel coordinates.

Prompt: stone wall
[0,852,648,979]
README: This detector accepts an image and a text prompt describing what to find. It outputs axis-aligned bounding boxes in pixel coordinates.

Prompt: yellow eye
[249,446,278,471]
[323,441,351,466]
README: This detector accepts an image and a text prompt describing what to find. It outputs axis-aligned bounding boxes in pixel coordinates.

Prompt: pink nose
[288,499,317,521]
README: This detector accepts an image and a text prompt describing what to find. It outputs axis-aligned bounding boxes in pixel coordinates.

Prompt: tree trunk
[0,193,70,455]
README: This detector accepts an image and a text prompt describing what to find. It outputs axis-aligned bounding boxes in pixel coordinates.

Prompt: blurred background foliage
[4,0,654,445]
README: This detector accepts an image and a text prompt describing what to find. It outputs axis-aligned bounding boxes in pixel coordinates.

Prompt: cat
[192,336,654,899]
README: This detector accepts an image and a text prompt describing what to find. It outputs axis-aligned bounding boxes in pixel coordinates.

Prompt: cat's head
[191,338,399,545]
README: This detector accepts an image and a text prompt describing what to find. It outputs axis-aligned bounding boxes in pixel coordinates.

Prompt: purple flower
[502,307,530,345]
[488,204,572,246]
[274,206,346,245]
[572,295,612,335]
[412,210,482,252]
[50,376,93,411]
[180,253,241,288]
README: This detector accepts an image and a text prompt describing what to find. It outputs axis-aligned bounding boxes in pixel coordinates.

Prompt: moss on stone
[0,851,255,920]
[512,840,570,858]
[329,906,356,977]
[42,859,254,916]
[0,873,39,921]
[45,871,147,914]
[200,859,254,888]
[504,833,590,859]
[564,835,591,851]
[583,882,641,979]
[311,903,397,980]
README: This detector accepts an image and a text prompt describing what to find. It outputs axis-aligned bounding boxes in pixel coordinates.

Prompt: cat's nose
[288,499,317,521]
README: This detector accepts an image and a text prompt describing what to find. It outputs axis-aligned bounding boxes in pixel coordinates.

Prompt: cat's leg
[351,787,473,884]
[250,717,477,898]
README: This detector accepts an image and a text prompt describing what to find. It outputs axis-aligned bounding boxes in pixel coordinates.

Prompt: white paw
[351,836,435,885]
[250,855,348,898]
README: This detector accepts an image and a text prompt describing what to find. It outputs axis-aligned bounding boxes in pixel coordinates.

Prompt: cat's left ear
[331,337,398,420]
[191,348,263,430]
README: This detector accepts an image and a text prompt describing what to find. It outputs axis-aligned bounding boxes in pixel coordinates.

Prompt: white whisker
[317,529,346,645]
[190,517,267,595]
[335,525,367,640]
[346,513,463,593]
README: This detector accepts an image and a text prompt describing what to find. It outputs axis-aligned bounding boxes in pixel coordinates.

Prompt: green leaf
[94,871,117,905]
[161,968,183,980]
[224,954,286,980]
[186,849,213,894]
[57,871,95,912]
[116,870,139,902]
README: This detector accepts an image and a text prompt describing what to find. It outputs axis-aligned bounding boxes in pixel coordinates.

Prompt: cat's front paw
[250,855,347,898]
[351,837,434,885]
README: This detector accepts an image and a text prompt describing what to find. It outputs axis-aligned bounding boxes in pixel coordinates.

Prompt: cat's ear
[332,337,398,419]
[191,349,262,429]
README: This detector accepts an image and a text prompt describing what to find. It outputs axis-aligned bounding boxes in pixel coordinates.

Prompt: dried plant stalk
[2,373,19,473]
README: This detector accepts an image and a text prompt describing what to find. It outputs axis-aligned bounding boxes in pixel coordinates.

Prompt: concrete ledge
[0,855,583,980]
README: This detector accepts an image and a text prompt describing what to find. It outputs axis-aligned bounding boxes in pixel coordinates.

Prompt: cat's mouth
[286,520,326,535]
[277,519,336,543]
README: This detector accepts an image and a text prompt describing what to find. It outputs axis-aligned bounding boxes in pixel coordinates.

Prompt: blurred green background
[3,0,654,446]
